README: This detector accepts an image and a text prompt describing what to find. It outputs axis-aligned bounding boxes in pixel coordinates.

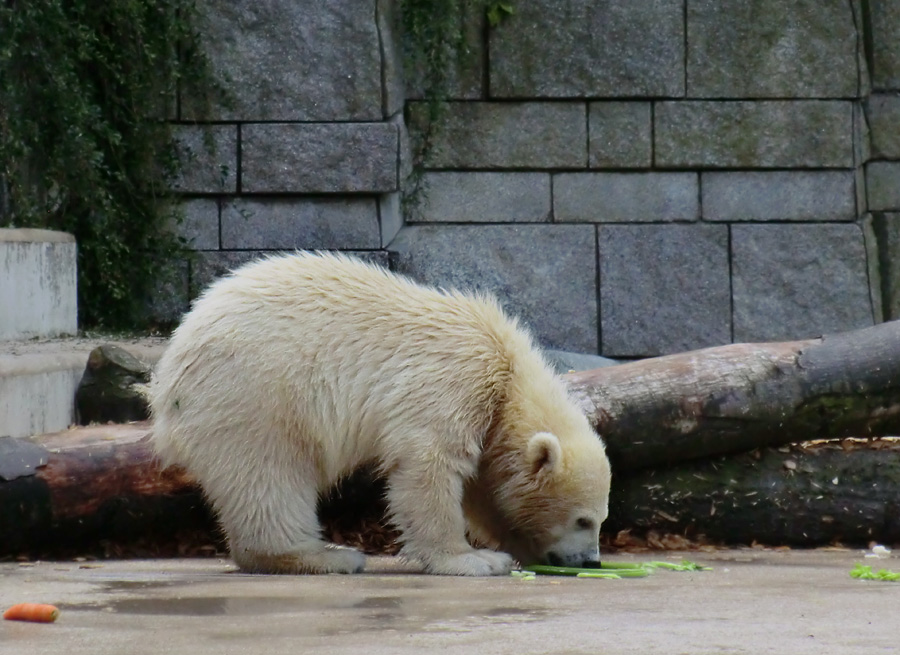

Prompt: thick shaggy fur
[150,252,611,575]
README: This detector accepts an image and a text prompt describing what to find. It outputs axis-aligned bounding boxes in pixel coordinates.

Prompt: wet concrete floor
[0,550,897,655]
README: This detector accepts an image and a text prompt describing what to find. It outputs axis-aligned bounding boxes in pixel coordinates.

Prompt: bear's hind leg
[387,452,514,576]
[212,462,366,575]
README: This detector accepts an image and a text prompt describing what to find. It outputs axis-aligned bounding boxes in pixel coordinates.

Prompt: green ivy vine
[0,0,221,329]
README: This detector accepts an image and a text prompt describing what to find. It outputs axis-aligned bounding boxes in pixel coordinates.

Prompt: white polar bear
[150,252,611,575]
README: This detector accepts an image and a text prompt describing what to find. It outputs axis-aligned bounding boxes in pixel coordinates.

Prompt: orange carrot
[3,603,59,623]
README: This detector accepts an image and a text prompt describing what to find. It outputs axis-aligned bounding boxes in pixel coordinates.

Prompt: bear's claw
[424,549,514,576]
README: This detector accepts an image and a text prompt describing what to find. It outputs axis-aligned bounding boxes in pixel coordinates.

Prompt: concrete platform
[0,550,896,655]
[0,337,167,438]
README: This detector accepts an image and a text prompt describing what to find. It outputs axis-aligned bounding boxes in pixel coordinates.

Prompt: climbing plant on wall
[0,0,220,329]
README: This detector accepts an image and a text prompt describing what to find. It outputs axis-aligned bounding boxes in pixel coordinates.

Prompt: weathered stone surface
[185,0,384,121]
[75,345,152,425]
[589,102,652,168]
[686,0,859,98]
[379,193,403,247]
[544,350,619,375]
[870,212,900,320]
[404,2,483,100]
[489,0,684,98]
[178,200,219,250]
[409,102,586,169]
[862,214,885,323]
[702,171,857,221]
[599,224,731,357]
[656,101,854,168]
[554,173,699,223]
[419,173,551,223]
[376,0,406,116]
[192,250,389,297]
[866,94,900,159]
[731,224,874,342]
[388,225,597,352]
[867,162,900,211]
[241,123,398,193]
[221,198,381,250]
[870,0,900,90]
[171,125,237,193]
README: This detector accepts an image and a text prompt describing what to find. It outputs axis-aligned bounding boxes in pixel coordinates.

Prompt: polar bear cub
[150,252,611,575]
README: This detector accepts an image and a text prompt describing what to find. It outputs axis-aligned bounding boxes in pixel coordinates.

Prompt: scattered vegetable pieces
[850,563,899,582]
[517,559,711,579]
[3,603,60,623]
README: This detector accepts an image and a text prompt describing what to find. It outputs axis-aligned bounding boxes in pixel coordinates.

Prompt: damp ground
[0,550,896,655]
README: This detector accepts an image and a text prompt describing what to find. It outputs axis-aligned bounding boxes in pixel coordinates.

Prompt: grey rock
[221,198,381,250]
[599,224,731,357]
[589,102,653,169]
[544,349,619,375]
[171,125,237,193]
[184,0,384,121]
[731,224,874,342]
[388,224,597,353]
[409,102,587,169]
[655,101,854,168]
[489,0,684,98]
[866,95,900,159]
[702,171,857,222]
[376,0,406,117]
[241,123,398,194]
[554,173,699,223]
[178,199,220,250]
[870,0,900,90]
[862,214,885,323]
[867,161,900,211]
[686,0,859,98]
[419,173,551,223]
[191,250,390,297]
[75,345,152,425]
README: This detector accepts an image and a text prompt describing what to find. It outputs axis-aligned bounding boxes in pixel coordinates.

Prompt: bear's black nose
[580,559,603,569]
[546,552,564,567]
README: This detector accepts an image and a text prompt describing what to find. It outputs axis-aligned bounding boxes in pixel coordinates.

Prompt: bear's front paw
[425,549,514,576]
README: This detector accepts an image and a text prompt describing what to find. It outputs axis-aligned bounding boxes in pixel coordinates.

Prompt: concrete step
[0,337,167,438]
[1,228,78,341]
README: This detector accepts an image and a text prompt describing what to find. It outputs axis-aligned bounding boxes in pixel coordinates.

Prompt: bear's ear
[526,432,562,475]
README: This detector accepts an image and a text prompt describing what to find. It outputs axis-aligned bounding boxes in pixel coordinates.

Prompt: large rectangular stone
[870,0,900,90]
[870,212,900,320]
[178,199,220,250]
[731,224,874,342]
[221,198,381,250]
[489,0,684,98]
[656,101,854,168]
[409,102,587,169]
[686,0,859,98]
[867,162,900,211]
[184,0,384,120]
[866,95,900,159]
[388,224,597,352]
[589,102,652,169]
[554,173,699,223]
[419,173,551,223]
[241,123,399,194]
[171,125,237,193]
[702,172,857,221]
[599,224,731,357]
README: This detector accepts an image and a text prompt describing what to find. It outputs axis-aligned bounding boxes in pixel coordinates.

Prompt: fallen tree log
[568,320,900,471]
[604,439,900,547]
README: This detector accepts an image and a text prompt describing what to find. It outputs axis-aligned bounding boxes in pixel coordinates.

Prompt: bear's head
[465,426,612,568]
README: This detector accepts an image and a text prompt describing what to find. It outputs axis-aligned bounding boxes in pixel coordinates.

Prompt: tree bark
[566,320,900,472]
[604,440,900,547]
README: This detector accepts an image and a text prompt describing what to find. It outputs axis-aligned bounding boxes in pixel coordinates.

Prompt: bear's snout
[544,550,601,569]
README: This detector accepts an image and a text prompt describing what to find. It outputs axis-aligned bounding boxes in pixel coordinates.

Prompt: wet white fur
[150,252,611,575]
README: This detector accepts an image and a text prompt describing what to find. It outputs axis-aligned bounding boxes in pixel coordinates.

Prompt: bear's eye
[575,517,595,531]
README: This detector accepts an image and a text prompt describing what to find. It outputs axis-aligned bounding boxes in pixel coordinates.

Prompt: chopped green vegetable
[850,563,900,582]
[591,562,647,570]
[576,572,622,579]
[644,559,713,572]
[523,564,650,578]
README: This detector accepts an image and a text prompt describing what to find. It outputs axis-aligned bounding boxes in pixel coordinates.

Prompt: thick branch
[565,321,900,471]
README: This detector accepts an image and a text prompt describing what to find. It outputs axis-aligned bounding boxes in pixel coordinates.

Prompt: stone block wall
[166,0,896,359]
